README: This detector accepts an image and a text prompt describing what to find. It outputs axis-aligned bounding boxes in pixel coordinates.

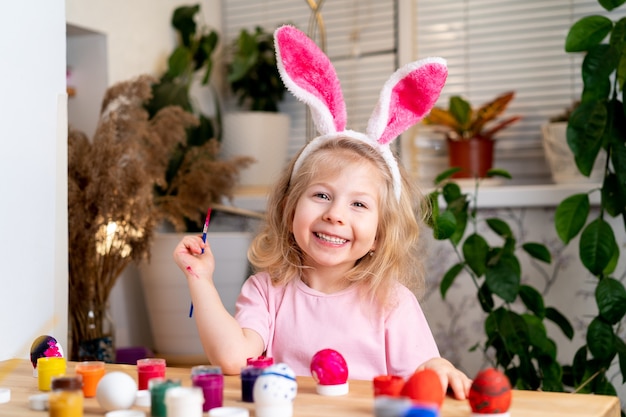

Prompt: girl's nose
[323,203,344,225]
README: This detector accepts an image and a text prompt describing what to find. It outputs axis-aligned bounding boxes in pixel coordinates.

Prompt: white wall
[0,0,67,360]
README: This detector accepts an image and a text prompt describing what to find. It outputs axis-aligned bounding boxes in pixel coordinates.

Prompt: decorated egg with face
[468,368,512,415]
[310,348,349,396]
[30,335,64,376]
[253,363,297,417]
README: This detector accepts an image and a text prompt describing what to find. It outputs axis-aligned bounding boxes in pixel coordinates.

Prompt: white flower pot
[221,112,290,187]
[541,122,605,184]
[138,231,252,363]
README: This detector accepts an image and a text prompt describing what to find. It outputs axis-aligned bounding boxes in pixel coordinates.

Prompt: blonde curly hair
[248,137,429,308]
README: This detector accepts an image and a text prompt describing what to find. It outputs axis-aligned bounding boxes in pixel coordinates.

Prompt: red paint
[186,265,200,279]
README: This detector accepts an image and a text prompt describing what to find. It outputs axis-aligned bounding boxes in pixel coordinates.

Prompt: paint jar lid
[208,407,250,417]
[134,390,151,408]
[105,411,147,417]
[51,375,82,391]
[246,356,273,368]
[28,393,49,410]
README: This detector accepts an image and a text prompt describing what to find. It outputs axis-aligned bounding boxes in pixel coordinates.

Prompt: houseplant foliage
[555,0,626,398]
[422,92,521,178]
[226,26,286,112]
[423,91,521,141]
[426,168,574,391]
[144,4,253,231]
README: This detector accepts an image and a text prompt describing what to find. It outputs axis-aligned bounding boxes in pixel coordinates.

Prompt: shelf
[231,182,602,212]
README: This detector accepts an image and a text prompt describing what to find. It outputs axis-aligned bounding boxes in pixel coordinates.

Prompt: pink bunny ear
[367,57,448,145]
[274,25,347,135]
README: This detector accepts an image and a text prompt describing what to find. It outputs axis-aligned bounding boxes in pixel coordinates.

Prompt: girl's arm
[417,357,472,400]
[173,235,264,374]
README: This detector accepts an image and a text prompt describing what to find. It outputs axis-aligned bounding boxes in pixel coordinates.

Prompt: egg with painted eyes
[253,363,297,417]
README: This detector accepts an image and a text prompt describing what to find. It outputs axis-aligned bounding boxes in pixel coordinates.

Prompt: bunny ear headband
[274,25,448,201]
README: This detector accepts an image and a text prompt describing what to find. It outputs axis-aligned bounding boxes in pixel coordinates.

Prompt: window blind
[409,0,626,184]
[222,0,398,160]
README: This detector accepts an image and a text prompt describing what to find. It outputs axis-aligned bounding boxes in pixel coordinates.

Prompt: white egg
[96,371,138,411]
[253,364,297,417]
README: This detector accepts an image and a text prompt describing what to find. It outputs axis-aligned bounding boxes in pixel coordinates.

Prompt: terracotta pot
[447,136,495,178]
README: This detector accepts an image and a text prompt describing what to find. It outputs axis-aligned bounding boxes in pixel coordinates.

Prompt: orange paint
[75,361,105,398]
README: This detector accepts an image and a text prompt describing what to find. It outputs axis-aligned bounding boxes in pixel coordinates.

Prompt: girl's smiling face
[292,159,382,275]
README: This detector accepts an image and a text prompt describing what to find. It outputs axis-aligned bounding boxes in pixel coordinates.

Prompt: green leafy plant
[226,26,286,112]
[554,0,626,399]
[423,91,521,141]
[427,168,574,391]
[144,4,253,231]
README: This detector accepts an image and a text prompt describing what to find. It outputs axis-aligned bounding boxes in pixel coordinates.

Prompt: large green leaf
[545,307,575,340]
[172,4,200,47]
[572,346,589,387]
[581,45,614,101]
[579,218,617,275]
[434,167,462,184]
[565,15,613,52]
[554,193,590,244]
[440,263,464,299]
[486,218,512,239]
[596,277,626,324]
[486,309,529,357]
[602,173,626,217]
[522,242,552,263]
[538,356,564,392]
[599,0,626,11]
[486,168,512,179]
[519,284,545,317]
[522,313,554,358]
[449,96,472,129]
[477,282,495,313]
[567,100,607,176]
[442,182,463,203]
[463,233,489,276]
[433,209,457,240]
[587,317,616,362]
[485,254,520,302]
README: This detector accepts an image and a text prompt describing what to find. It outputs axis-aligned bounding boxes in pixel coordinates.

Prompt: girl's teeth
[316,232,346,244]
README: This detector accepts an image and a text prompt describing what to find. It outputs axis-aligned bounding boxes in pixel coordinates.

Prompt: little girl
[173,25,471,400]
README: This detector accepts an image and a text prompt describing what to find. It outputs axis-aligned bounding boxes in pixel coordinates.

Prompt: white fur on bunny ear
[367,57,447,145]
[274,25,347,135]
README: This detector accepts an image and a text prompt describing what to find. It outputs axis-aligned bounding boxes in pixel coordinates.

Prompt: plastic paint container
[48,375,83,417]
[148,378,180,417]
[137,358,166,391]
[240,356,273,402]
[75,361,105,398]
[37,357,67,392]
[165,386,204,417]
[191,372,223,411]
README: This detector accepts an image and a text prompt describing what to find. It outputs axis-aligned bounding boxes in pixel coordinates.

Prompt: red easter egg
[468,368,512,414]
[310,349,349,385]
[400,369,445,408]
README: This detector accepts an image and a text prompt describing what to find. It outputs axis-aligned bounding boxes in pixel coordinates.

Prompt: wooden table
[0,359,620,417]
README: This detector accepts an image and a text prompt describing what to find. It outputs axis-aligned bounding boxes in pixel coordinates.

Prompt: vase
[69,298,116,363]
[447,136,494,179]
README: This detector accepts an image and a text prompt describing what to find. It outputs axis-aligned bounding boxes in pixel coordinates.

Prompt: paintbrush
[189,207,212,318]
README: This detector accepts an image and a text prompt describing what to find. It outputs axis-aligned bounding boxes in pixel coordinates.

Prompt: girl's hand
[417,357,472,400]
[172,235,215,283]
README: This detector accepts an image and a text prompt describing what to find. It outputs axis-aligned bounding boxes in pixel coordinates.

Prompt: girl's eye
[314,192,330,200]
[353,201,367,208]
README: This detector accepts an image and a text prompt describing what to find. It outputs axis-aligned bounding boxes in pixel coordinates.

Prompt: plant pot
[541,122,606,184]
[221,112,290,188]
[138,231,252,364]
[446,136,494,178]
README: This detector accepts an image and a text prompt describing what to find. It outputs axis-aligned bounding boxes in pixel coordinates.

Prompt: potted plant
[541,101,606,184]
[221,26,290,188]
[423,91,521,178]
[426,167,573,391]
[553,0,626,400]
[132,5,259,363]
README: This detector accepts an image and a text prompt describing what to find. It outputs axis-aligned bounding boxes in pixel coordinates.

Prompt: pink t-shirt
[234,272,440,380]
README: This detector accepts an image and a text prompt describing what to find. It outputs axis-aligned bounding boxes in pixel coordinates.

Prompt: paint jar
[48,375,83,417]
[372,375,405,397]
[149,378,181,417]
[165,386,203,417]
[240,356,273,402]
[38,357,67,391]
[137,358,166,391]
[191,370,223,412]
[75,361,105,398]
